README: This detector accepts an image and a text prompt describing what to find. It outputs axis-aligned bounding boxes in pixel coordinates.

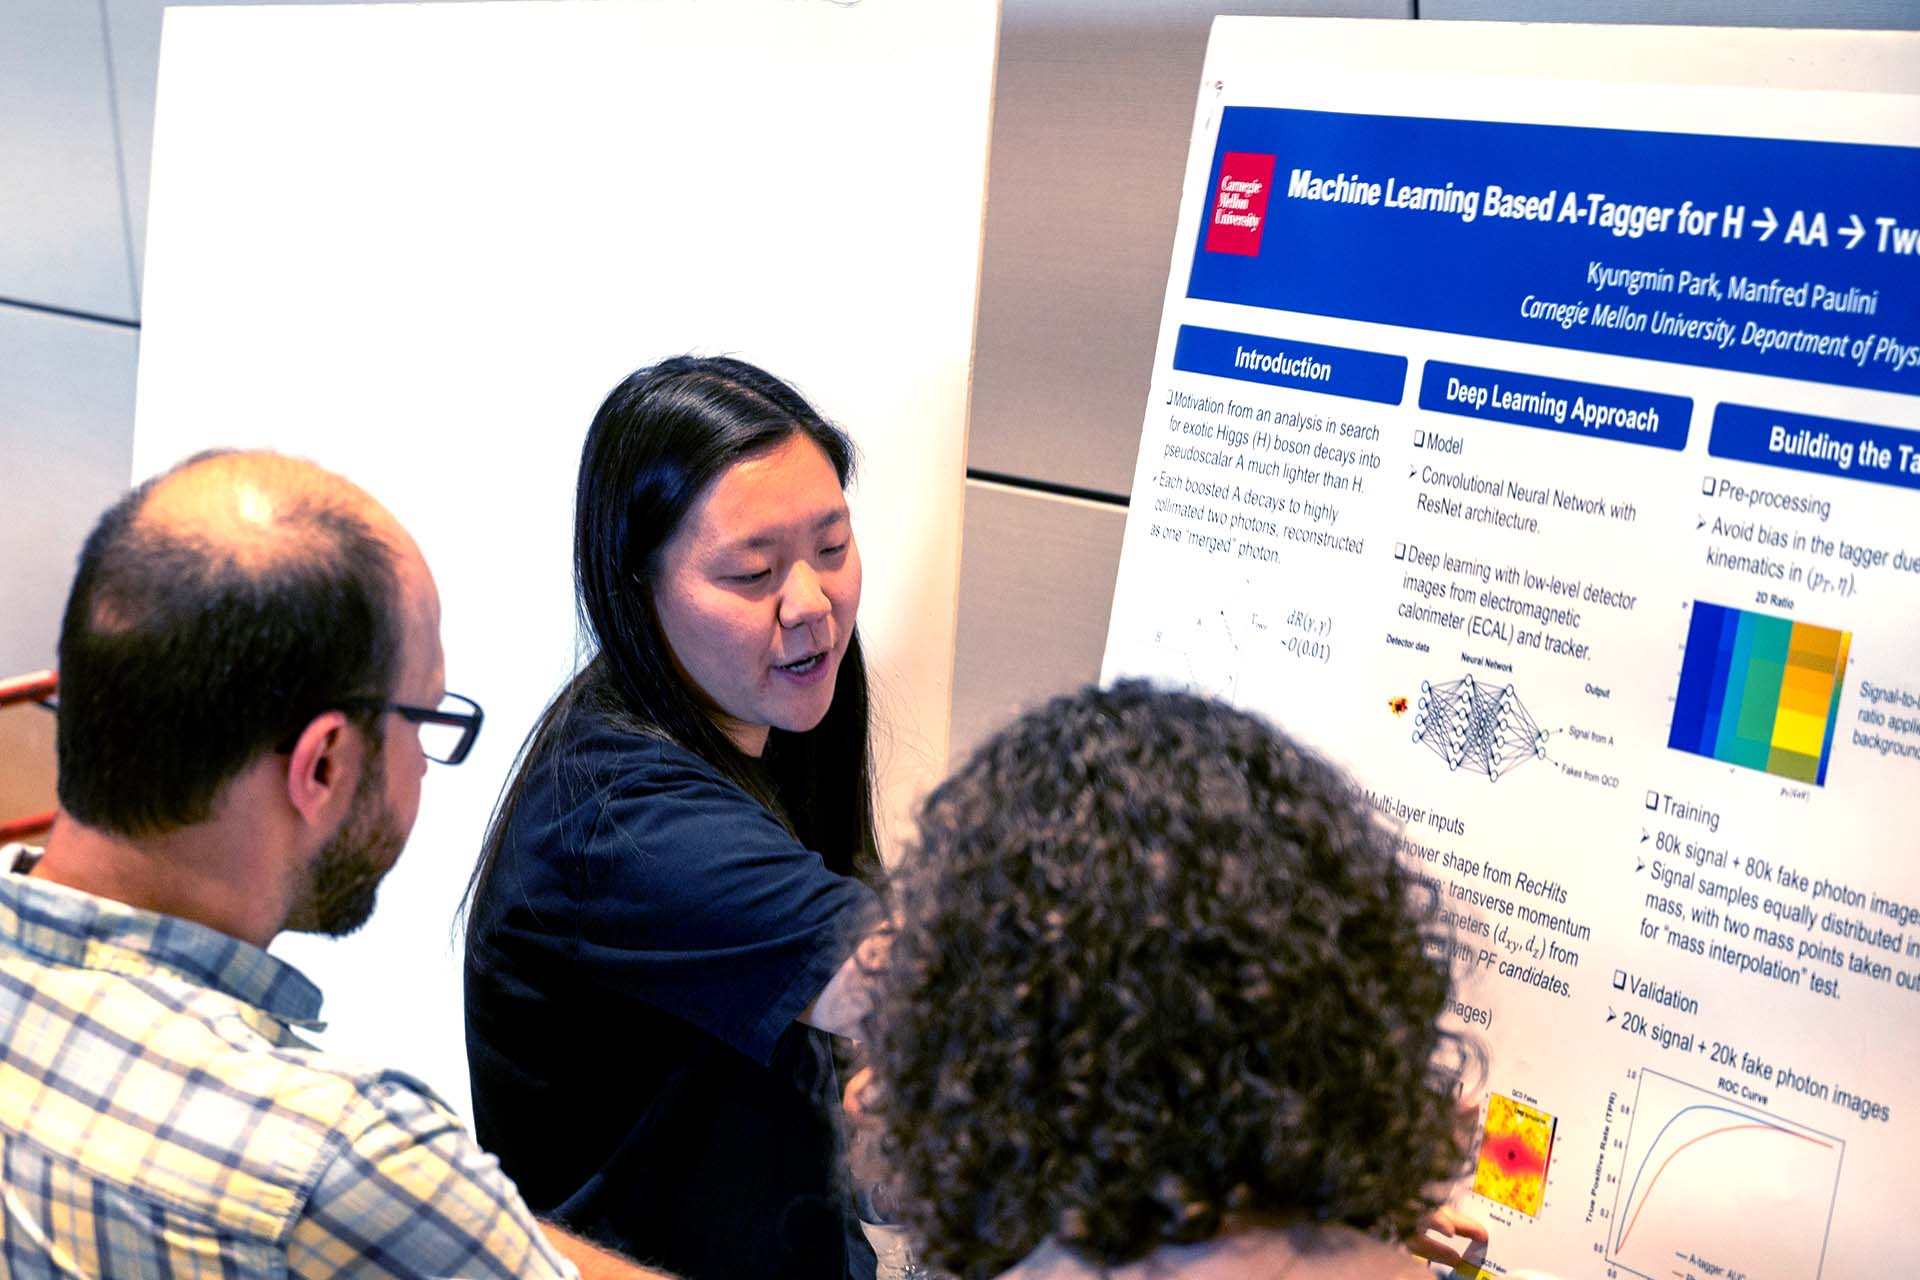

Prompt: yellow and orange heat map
[1473,1093,1556,1217]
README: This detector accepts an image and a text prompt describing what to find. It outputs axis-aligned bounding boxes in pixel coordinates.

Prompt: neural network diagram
[1413,675,1547,781]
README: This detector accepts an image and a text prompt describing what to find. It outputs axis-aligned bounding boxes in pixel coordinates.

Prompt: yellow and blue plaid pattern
[0,850,575,1278]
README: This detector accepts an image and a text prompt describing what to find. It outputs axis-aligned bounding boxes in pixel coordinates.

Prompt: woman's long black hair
[463,356,879,939]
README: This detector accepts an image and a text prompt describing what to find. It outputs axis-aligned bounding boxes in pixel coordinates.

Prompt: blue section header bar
[1418,360,1691,451]
[1171,324,1407,404]
[1186,108,1920,397]
[1709,404,1920,492]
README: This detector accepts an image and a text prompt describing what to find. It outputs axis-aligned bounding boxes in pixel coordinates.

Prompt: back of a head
[55,450,403,837]
[868,681,1475,1278]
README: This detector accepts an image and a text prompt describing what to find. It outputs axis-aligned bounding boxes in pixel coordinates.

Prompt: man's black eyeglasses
[280,692,485,765]
[352,692,484,765]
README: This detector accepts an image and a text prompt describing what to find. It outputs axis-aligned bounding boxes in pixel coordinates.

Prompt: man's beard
[282,745,404,937]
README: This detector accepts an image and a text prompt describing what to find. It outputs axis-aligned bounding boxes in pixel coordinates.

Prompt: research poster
[1101,20,1920,1280]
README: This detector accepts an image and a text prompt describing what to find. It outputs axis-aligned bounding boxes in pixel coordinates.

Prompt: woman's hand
[842,1064,876,1120]
[1411,1205,1490,1272]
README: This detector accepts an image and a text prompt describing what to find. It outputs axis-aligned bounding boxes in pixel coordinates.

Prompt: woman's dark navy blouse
[464,716,879,1280]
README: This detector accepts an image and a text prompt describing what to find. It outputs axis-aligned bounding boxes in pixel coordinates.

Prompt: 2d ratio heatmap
[1473,1094,1556,1217]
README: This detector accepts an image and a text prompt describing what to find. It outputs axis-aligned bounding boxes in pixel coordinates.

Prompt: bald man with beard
[0,451,672,1279]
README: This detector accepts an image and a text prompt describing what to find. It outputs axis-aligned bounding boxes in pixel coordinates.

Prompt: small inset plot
[1474,1093,1557,1218]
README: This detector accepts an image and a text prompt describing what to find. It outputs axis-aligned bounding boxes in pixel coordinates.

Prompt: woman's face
[652,433,862,756]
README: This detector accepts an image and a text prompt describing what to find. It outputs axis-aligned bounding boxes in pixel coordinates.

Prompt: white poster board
[1102,18,1919,1279]
[134,0,996,1116]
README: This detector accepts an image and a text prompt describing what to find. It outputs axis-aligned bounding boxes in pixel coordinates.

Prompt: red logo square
[1204,153,1275,256]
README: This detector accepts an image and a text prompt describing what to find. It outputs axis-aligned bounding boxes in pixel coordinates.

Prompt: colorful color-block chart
[1668,603,1850,785]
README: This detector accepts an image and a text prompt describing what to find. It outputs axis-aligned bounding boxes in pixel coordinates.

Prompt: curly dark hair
[865,681,1478,1277]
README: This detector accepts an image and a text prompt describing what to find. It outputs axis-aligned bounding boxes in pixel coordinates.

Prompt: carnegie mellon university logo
[1204,152,1275,256]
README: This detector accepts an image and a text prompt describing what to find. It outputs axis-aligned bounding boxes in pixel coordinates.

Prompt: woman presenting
[464,356,882,1280]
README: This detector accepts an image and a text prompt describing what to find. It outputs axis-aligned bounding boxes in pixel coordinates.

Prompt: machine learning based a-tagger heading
[1187,109,1920,398]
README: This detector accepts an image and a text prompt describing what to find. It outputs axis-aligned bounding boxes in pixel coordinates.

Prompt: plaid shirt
[0,846,576,1279]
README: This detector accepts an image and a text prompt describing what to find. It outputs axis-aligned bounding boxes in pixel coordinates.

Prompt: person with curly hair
[861,680,1491,1280]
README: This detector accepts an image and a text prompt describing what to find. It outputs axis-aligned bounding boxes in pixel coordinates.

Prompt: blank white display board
[134,0,997,1115]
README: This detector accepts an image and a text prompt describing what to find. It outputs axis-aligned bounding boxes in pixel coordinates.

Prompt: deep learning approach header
[1418,360,1692,453]
[1187,108,1920,398]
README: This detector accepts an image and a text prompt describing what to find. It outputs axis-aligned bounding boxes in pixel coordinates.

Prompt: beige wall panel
[0,1,136,319]
[968,0,1412,499]
[0,304,139,676]
[950,481,1128,764]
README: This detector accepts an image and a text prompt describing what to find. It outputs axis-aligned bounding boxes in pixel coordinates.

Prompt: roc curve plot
[1412,675,1546,781]
[1607,1069,1843,1280]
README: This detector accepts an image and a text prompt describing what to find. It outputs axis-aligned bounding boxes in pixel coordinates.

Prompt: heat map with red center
[1473,1094,1556,1217]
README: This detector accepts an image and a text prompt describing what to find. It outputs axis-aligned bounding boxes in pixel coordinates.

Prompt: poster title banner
[1186,108,1920,397]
